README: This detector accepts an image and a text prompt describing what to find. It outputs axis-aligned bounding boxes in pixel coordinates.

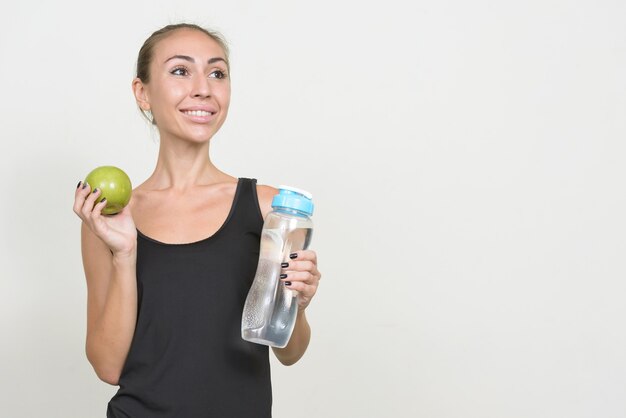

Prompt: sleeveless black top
[107,178,272,418]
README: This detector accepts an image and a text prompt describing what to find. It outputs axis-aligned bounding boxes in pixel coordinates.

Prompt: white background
[1,1,625,417]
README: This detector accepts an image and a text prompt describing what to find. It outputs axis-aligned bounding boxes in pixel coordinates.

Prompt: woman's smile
[179,105,218,123]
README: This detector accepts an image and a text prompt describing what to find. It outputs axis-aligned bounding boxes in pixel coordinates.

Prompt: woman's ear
[132,78,150,111]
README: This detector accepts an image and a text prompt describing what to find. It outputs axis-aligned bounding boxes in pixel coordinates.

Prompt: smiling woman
[72,22,322,418]
[133,23,230,126]
[132,26,231,142]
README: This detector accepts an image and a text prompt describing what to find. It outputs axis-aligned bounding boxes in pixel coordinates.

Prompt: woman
[72,23,321,417]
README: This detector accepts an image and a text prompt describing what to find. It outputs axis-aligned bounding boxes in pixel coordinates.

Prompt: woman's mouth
[182,110,215,117]
[180,109,216,122]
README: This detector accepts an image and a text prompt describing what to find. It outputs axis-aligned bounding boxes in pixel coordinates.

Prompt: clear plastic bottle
[241,185,314,348]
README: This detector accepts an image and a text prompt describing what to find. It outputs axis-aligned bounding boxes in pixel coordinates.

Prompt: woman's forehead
[153,29,226,62]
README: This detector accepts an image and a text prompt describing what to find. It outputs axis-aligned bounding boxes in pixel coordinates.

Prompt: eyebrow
[164,55,228,66]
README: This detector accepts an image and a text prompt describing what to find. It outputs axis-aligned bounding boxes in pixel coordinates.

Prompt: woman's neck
[145,137,232,192]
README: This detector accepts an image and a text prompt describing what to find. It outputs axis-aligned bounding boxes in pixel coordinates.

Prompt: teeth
[183,110,212,116]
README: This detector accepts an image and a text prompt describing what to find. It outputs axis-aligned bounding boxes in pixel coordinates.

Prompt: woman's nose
[191,75,211,98]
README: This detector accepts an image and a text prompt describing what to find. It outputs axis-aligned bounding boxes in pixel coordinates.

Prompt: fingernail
[289,253,298,259]
[76,181,82,189]
[93,188,99,194]
[82,182,88,189]
[284,281,292,286]
[281,262,289,268]
[280,274,288,279]
[100,197,107,203]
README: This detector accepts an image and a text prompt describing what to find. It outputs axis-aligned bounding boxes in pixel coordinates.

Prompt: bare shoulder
[128,183,150,204]
[124,185,146,222]
[255,183,279,219]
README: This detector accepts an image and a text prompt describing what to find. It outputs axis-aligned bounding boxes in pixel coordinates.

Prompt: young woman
[72,23,321,417]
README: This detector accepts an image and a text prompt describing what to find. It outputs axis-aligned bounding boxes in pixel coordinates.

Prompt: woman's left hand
[280,250,321,311]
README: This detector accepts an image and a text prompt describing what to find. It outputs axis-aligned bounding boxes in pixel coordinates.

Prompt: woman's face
[136,29,231,143]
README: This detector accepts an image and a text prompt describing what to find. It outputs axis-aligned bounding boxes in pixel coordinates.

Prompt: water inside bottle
[242,226,313,347]
[242,229,283,330]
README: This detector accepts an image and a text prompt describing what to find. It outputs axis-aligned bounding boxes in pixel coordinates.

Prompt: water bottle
[241,185,314,348]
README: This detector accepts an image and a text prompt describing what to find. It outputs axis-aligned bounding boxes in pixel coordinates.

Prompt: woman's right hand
[73,181,138,257]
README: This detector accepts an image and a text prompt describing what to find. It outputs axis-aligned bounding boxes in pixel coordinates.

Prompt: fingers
[283,251,321,281]
[82,185,104,218]
[72,181,137,256]
[73,181,107,222]
[73,181,89,215]
[283,260,316,275]
[282,269,316,283]
[289,250,317,264]
[283,280,316,296]
[280,251,321,303]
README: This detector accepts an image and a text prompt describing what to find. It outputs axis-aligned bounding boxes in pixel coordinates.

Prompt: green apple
[84,166,132,215]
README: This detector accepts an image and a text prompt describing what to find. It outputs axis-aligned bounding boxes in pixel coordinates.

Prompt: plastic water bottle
[241,186,314,348]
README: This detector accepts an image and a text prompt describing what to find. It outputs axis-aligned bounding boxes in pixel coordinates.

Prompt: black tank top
[107,178,272,418]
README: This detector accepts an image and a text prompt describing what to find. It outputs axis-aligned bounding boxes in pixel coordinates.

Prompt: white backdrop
[1,1,625,417]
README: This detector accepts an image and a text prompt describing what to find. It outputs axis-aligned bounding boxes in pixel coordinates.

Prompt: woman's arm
[256,184,321,365]
[272,249,321,365]
[81,222,138,385]
[272,309,311,365]
[75,184,138,385]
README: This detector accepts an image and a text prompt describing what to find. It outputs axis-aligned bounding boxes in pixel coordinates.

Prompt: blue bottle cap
[272,185,314,216]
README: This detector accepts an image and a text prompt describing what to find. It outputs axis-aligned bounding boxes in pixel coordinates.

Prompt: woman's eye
[171,67,189,76]
[209,70,227,79]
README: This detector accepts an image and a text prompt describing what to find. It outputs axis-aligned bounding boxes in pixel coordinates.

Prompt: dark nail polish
[82,182,88,189]
[100,197,107,203]
[284,281,292,286]
[93,188,99,194]
[280,274,288,279]
[289,253,298,259]
[76,181,82,189]
[281,262,289,268]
